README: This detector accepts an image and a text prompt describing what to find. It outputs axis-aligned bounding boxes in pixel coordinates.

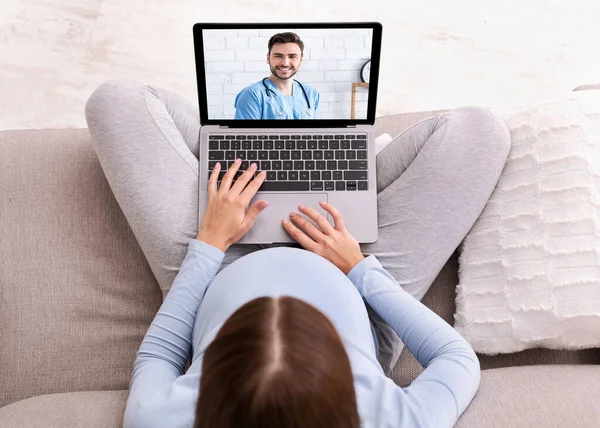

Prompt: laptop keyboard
[207,133,368,192]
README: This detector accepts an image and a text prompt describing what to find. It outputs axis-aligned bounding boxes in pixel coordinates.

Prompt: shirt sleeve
[234,87,262,119]
[313,89,320,119]
[347,255,481,427]
[123,239,225,428]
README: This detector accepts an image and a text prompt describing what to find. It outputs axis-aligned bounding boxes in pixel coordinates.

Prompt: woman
[85,79,511,427]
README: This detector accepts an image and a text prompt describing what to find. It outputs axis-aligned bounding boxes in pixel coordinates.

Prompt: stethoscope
[261,77,314,117]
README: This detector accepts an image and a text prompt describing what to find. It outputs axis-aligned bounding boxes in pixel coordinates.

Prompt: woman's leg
[363,107,511,375]
[85,79,260,299]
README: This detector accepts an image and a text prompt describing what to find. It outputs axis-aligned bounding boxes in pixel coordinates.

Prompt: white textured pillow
[455,92,600,354]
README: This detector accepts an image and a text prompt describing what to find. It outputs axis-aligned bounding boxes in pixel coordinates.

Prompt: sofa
[1,106,599,428]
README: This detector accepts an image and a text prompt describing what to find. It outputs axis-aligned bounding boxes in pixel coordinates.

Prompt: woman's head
[194,296,359,428]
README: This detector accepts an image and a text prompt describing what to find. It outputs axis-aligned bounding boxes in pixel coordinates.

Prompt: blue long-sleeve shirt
[123,239,480,428]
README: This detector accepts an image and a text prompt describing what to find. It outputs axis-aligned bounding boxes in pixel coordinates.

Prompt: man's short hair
[268,32,304,56]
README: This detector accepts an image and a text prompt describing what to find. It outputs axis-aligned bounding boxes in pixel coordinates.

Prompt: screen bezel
[192,22,382,128]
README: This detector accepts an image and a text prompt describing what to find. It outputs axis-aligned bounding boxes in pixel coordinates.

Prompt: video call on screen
[203,28,373,120]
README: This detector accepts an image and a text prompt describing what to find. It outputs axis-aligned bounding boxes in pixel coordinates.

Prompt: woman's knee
[84,79,144,124]
[443,106,511,160]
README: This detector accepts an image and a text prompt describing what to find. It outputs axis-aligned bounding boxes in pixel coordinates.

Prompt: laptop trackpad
[244,193,328,244]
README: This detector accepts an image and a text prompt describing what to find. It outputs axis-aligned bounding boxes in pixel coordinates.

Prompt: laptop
[192,22,382,244]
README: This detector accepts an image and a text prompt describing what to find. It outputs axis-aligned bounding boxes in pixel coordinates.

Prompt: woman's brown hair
[194,296,360,428]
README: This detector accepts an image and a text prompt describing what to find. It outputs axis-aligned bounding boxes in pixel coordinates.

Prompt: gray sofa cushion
[0,390,127,428]
[2,366,598,428]
[0,129,163,408]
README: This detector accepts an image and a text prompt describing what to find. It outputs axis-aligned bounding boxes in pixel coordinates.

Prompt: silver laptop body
[193,22,382,244]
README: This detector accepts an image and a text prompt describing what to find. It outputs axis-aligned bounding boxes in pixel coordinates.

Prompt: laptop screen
[193,23,382,127]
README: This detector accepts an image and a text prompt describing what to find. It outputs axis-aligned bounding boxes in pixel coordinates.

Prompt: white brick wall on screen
[204,28,372,119]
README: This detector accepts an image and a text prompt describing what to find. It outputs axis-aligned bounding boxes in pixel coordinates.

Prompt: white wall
[203,28,372,119]
[1,0,599,130]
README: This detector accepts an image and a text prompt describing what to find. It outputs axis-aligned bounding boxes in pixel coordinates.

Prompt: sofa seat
[1,365,598,428]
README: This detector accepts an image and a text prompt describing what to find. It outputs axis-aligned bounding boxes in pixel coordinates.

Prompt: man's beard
[270,65,297,80]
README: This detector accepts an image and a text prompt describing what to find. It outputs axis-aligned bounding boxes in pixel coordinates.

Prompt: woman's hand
[282,201,365,275]
[196,159,268,252]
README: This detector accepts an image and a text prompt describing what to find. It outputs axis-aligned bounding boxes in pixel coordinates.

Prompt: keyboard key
[259,181,310,192]
[357,134,367,139]
[301,151,312,160]
[225,151,236,160]
[322,171,332,180]
[269,136,279,140]
[289,171,298,180]
[247,135,257,140]
[311,171,320,180]
[264,141,274,150]
[277,171,287,180]
[327,161,337,170]
[280,151,290,160]
[266,171,276,181]
[209,151,225,160]
[280,135,290,140]
[242,141,252,150]
[285,141,296,150]
[358,181,368,190]
[253,141,263,150]
[346,150,356,160]
[305,161,315,170]
[231,141,241,150]
[258,135,269,139]
[318,140,328,149]
[335,150,345,160]
[347,135,356,139]
[209,135,223,140]
[329,141,339,149]
[335,135,344,139]
[301,135,312,139]
[291,135,301,140]
[346,181,357,191]
[351,140,367,149]
[293,161,304,170]
[297,141,307,149]
[333,171,343,180]
[236,135,246,140]
[291,151,301,160]
[313,135,323,139]
[240,161,249,170]
[313,150,323,160]
[338,161,348,170]
[308,141,318,150]
[247,151,257,160]
[341,140,350,149]
[275,141,284,149]
[349,161,368,170]
[283,161,293,170]
[209,141,219,150]
[324,150,334,159]
[335,181,345,191]
[258,151,268,160]
[324,134,334,139]
[208,161,219,170]
[300,171,309,181]
[272,161,282,170]
[236,151,246,160]
[325,181,335,191]
[344,171,368,180]
[226,135,236,140]
[357,150,367,159]
[219,141,230,150]
[311,181,324,191]
[261,161,271,170]
[316,161,326,170]
[269,151,279,160]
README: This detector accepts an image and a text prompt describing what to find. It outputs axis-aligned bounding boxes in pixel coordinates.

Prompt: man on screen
[234,32,320,119]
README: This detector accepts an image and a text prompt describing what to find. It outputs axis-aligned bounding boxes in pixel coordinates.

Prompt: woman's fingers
[219,158,241,192]
[281,218,319,252]
[287,211,325,243]
[208,162,220,194]
[297,204,335,235]
[318,201,346,231]
[231,162,259,195]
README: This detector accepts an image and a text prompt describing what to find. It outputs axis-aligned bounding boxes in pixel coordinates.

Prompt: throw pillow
[454,91,600,354]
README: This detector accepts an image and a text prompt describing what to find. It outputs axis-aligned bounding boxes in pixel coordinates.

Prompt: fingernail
[298,205,305,210]
[261,170,267,175]
[289,212,295,217]
[319,200,326,205]
[260,201,268,209]
[235,158,241,163]
[282,219,288,224]
[251,162,257,169]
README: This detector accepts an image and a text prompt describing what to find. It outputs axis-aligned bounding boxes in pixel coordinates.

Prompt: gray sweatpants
[85,79,511,375]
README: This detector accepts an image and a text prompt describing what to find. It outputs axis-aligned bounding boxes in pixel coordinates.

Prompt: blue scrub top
[234,79,320,119]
